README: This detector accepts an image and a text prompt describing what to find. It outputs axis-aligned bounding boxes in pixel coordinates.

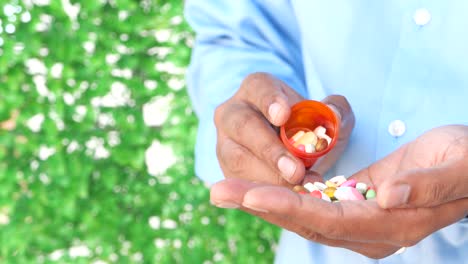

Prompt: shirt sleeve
[185,0,307,184]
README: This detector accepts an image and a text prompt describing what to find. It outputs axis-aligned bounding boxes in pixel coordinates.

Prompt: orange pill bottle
[280,100,340,168]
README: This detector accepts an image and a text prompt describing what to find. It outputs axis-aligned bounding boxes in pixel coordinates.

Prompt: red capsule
[310,190,322,198]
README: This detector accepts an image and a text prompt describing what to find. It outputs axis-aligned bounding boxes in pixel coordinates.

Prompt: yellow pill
[293,185,309,194]
[323,187,337,199]
[291,130,305,142]
[325,180,337,188]
[295,131,318,146]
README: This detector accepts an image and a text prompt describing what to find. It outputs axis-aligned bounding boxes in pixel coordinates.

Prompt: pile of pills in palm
[289,126,332,153]
[293,175,376,202]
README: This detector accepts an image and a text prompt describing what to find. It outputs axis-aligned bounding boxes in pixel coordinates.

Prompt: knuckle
[230,108,256,136]
[220,143,249,174]
[215,139,224,161]
[321,222,342,239]
[213,103,225,127]
[259,141,281,162]
[299,227,321,242]
[241,73,272,97]
[242,72,269,88]
[428,183,450,204]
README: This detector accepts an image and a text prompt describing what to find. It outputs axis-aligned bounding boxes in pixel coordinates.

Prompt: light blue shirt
[185,1,468,263]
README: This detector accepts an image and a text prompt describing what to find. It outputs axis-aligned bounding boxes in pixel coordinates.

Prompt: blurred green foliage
[0,0,279,263]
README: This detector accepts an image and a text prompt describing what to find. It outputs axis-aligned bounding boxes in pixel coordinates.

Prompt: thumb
[377,161,468,208]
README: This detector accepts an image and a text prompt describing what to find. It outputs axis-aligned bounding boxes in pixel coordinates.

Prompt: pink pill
[348,188,365,200]
[340,179,357,188]
[297,144,305,152]
[334,187,365,201]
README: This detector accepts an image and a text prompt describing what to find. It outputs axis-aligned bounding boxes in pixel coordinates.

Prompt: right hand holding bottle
[214,72,355,186]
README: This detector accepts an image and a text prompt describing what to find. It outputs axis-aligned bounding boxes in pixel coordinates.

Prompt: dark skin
[211,73,468,259]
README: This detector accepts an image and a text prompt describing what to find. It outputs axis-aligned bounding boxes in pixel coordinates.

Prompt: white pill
[329,175,347,186]
[356,182,368,194]
[321,192,331,202]
[305,144,315,153]
[313,126,327,136]
[320,134,332,144]
[304,182,319,192]
[313,182,327,191]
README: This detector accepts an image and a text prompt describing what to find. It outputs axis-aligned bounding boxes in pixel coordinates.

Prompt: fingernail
[268,102,282,124]
[382,184,411,208]
[242,202,269,213]
[278,156,297,182]
[211,200,240,209]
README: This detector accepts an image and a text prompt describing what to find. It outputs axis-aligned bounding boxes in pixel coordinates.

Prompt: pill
[300,176,378,203]
[355,182,368,194]
[313,126,327,136]
[366,189,376,199]
[334,187,365,201]
[293,185,309,194]
[313,181,327,191]
[329,175,347,186]
[297,144,305,152]
[323,187,337,199]
[304,182,319,192]
[320,134,332,145]
[305,143,315,153]
[291,130,305,142]
[310,190,322,198]
[321,192,332,202]
[315,138,329,152]
[325,180,338,188]
[295,131,318,146]
[341,179,357,188]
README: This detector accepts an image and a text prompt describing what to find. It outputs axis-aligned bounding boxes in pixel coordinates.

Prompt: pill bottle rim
[280,100,340,160]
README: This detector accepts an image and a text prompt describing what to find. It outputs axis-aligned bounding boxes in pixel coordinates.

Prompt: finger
[302,170,325,184]
[212,178,468,248]
[210,178,260,208]
[347,144,410,186]
[240,184,468,245]
[312,95,355,175]
[238,72,303,126]
[377,159,468,208]
[321,95,354,134]
[238,206,398,259]
[210,178,398,258]
[217,103,305,184]
[217,137,292,186]
[240,185,374,241]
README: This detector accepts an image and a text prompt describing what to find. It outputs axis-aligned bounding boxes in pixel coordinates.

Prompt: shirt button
[413,8,431,26]
[388,120,406,137]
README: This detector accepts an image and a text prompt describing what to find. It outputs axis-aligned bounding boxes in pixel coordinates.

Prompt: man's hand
[214,72,354,186]
[210,125,468,259]
[376,125,468,208]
